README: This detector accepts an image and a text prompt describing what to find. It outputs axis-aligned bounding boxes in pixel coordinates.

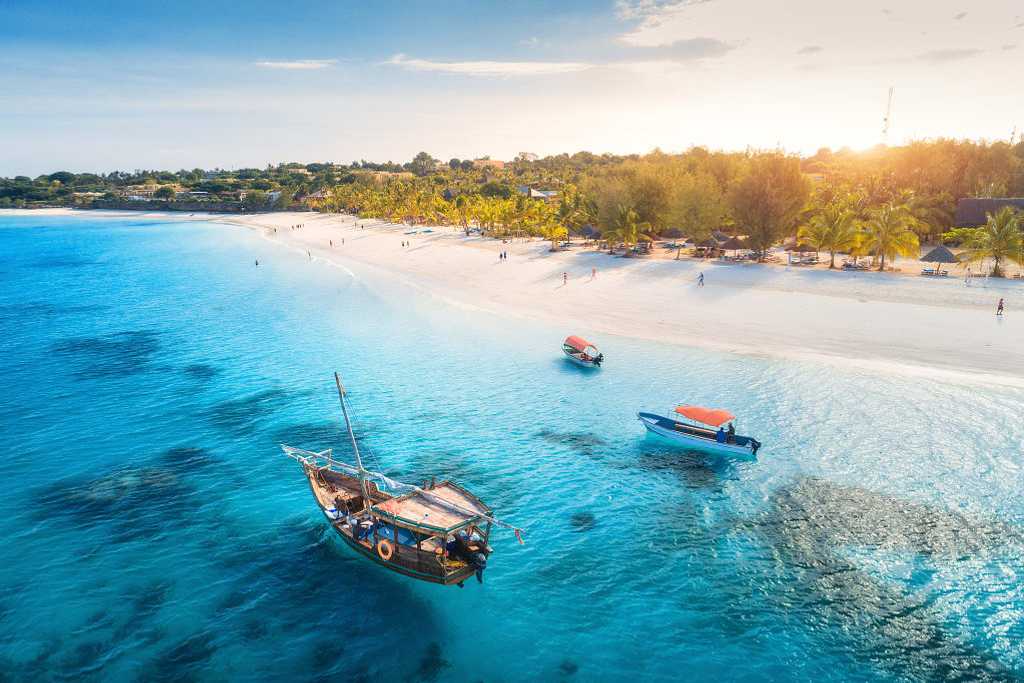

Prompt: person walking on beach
[307,250,311,261]
[330,240,333,248]
[997,298,1004,316]
[563,272,568,286]
[591,267,596,280]
[698,272,705,287]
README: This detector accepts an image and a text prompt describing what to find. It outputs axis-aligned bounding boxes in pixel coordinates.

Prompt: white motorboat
[638,405,761,457]
[562,335,603,367]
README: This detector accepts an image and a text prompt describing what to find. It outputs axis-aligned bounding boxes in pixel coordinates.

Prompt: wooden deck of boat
[379,483,489,530]
[305,468,452,557]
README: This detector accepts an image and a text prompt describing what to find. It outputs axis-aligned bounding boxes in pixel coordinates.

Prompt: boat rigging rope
[281,444,525,539]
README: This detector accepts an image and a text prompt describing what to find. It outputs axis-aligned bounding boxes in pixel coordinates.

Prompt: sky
[1,0,1022,176]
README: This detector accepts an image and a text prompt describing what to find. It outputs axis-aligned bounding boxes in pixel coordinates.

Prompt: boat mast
[334,372,371,504]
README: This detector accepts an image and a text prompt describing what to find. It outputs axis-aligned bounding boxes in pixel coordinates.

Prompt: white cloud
[383,54,592,77]
[615,0,711,21]
[626,36,736,60]
[916,48,983,63]
[254,59,337,70]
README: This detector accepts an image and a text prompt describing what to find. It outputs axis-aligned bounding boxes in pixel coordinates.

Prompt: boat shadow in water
[535,428,609,460]
[553,357,602,374]
[746,478,1024,682]
[31,446,222,545]
[210,513,448,680]
[631,441,740,492]
[207,388,295,434]
[50,330,162,379]
[181,363,221,381]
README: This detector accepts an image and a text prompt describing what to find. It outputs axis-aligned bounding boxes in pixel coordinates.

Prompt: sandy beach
[11,208,1023,385]
[218,210,1023,386]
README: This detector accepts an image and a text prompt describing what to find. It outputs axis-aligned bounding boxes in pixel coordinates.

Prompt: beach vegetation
[4,138,1023,277]
[863,203,922,271]
[729,154,810,259]
[798,201,860,268]
[943,206,1022,277]
[609,205,652,255]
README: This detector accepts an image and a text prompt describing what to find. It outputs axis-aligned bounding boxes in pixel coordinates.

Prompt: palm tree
[798,204,860,268]
[610,205,650,255]
[863,203,921,271]
[539,221,568,251]
[954,206,1022,277]
[454,194,471,234]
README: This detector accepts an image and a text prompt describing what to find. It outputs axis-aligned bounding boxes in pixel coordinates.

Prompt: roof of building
[954,198,1024,227]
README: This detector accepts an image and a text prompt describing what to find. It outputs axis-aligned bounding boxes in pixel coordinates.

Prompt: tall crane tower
[882,87,895,145]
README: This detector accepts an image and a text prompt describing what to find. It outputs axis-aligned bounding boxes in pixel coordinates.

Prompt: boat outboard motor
[450,531,489,583]
[750,439,761,455]
[471,552,487,584]
[593,353,604,367]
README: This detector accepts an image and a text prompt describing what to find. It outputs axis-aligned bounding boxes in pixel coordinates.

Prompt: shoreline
[8,207,1024,386]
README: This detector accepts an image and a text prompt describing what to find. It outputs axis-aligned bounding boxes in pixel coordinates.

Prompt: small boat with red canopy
[562,335,603,367]
[637,405,761,457]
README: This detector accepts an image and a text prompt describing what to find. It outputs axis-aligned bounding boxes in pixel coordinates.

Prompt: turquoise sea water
[1,213,1023,682]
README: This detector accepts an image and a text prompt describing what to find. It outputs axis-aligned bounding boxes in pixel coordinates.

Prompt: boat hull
[303,467,478,586]
[325,511,477,586]
[563,349,600,368]
[637,413,759,458]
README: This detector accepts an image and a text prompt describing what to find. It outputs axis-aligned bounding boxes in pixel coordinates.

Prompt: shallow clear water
[1,213,1023,682]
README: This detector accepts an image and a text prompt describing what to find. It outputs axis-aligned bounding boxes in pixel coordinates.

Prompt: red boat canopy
[674,405,735,427]
[564,335,595,352]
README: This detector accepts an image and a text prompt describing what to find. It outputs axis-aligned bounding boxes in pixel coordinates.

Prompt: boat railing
[281,445,355,475]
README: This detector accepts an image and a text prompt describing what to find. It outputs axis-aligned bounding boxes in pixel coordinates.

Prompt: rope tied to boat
[281,444,526,543]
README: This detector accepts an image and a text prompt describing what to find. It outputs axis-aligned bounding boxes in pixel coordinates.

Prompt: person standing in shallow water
[997,298,1004,316]
[698,272,705,287]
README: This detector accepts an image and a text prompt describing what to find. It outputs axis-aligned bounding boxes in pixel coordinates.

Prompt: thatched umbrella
[696,237,720,258]
[720,236,746,254]
[919,245,958,274]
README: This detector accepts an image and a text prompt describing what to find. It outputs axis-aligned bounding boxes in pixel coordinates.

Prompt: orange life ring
[376,538,394,561]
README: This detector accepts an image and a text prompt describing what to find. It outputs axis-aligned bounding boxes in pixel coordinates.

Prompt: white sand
[9,208,1022,385]
[213,211,1024,387]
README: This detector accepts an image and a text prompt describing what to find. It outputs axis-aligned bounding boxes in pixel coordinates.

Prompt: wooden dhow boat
[562,335,603,367]
[282,374,523,587]
[638,404,762,457]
